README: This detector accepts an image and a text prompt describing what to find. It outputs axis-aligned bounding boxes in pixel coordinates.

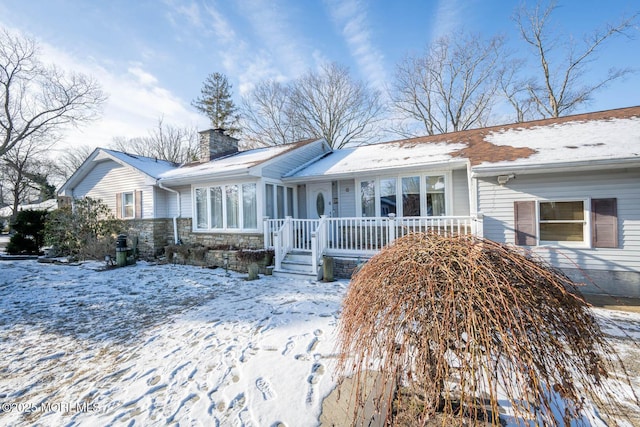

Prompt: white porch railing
[265,215,480,274]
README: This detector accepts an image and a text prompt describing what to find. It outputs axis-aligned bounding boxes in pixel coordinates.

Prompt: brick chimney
[199,128,239,161]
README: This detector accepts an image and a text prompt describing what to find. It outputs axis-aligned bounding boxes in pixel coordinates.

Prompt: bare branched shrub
[337,232,637,426]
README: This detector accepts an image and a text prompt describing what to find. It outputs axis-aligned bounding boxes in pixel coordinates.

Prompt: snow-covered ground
[0,260,638,426]
[0,260,346,426]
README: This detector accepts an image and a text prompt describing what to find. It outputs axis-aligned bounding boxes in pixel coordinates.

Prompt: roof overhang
[282,159,470,183]
[158,169,262,187]
[470,157,640,178]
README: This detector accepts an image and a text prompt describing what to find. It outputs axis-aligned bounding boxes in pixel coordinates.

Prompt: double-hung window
[122,192,134,218]
[514,198,618,248]
[116,191,140,219]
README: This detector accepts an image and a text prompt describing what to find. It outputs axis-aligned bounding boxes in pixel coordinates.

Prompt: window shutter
[514,201,536,246]
[115,193,122,219]
[135,190,143,219]
[592,198,618,248]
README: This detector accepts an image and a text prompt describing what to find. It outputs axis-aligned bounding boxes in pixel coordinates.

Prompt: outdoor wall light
[497,174,515,185]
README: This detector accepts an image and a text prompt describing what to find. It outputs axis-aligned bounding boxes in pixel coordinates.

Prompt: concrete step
[284,252,312,263]
[281,260,313,273]
[272,268,320,281]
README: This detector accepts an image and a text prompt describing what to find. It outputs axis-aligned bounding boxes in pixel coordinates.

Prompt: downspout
[157,180,181,245]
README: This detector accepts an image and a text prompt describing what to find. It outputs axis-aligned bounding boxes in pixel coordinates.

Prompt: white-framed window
[360,180,375,217]
[122,192,134,219]
[514,198,618,248]
[538,200,586,243]
[357,173,449,217]
[194,182,258,231]
[265,183,295,219]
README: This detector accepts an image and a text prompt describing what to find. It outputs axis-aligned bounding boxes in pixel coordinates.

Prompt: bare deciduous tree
[513,1,638,118]
[55,144,95,181]
[0,29,106,158]
[240,80,306,147]
[112,117,198,164]
[2,133,56,218]
[391,32,506,136]
[242,62,383,149]
[290,62,384,148]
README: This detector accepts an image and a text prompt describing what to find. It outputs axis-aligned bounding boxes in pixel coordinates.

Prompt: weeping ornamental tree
[337,232,637,426]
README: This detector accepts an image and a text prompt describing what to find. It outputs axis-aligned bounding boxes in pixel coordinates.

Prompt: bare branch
[391,32,505,136]
[0,29,106,158]
[514,1,638,118]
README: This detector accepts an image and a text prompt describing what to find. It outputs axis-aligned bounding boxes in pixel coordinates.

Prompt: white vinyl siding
[338,179,356,217]
[261,140,330,179]
[72,160,155,219]
[451,168,470,216]
[477,168,640,272]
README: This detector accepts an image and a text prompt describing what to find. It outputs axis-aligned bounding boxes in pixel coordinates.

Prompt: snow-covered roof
[287,106,640,179]
[0,199,58,218]
[58,148,178,196]
[99,149,177,179]
[285,140,468,179]
[159,138,320,184]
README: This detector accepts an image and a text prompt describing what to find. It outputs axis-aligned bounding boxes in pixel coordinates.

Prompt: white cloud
[324,0,387,94]
[431,0,463,40]
[127,65,159,86]
[32,35,205,154]
[236,0,308,77]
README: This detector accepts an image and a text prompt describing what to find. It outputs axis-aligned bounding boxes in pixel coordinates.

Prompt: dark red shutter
[135,190,143,219]
[115,193,122,219]
[514,201,536,246]
[592,198,618,248]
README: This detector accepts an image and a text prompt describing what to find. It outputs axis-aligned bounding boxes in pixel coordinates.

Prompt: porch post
[284,216,293,253]
[387,213,396,245]
[311,231,318,273]
[473,212,484,238]
[274,231,282,270]
[263,216,270,249]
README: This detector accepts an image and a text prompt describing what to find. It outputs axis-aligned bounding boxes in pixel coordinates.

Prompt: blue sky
[1,0,639,153]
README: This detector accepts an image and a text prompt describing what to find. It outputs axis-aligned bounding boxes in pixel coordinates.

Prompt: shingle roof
[101,149,177,179]
[288,106,640,178]
[159,138,319,181]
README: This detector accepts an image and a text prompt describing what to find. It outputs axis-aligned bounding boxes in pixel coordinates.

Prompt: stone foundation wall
[166,245,273,274]
[174,218,264,249]
[333,257,368,279]
[126,219,171,258]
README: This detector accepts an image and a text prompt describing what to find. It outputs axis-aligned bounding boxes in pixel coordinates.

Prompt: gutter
[470,156,640,178]
[157,180,181,245]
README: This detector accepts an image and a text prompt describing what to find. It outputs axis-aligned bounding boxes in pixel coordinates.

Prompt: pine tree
[192,72,240,135]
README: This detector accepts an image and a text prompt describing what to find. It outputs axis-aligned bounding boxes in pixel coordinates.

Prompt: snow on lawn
[0,260,346,426]
[0,260,639,426]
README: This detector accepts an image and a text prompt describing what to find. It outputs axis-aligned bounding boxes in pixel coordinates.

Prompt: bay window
[358,174,448,217]
[194,183,258,231]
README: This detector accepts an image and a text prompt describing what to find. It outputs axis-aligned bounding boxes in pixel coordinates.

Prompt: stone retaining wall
[174,218,264,249]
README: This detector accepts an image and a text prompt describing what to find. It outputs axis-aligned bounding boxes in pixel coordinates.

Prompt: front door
[307,183,332,219]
